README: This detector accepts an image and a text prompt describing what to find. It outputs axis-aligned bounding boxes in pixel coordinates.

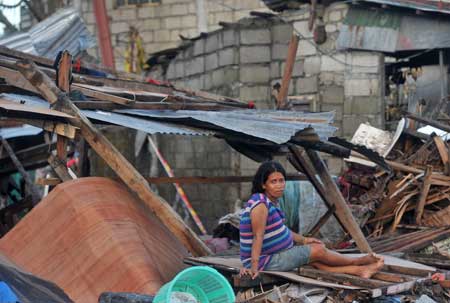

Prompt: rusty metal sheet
[338,6,450,52]
[0,177,189,302]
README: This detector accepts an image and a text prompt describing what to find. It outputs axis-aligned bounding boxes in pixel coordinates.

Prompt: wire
[0,0,24,9]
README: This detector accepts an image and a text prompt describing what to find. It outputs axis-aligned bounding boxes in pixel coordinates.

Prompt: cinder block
[240,65,270,83]
[222,29,237,47]
[239,86,270,101]
[321,104,343,120]
[272,44,288,60]
[293,20,314,39]
[281,59,304,77]
[240,29,271,45]
[111,22,128,34]
[154,29,171,42]
[344,96,382,115]
[141,31,154,43]
[296,76,318,94]
[193,39,204,56]
[181,15,197,28]
[297,39,316,56]
[171,3,189,15]
[212,69,225,87]
[138,7,155,18]
[344,78,380,97]
[270,62,280,78]
[240,46,271,63]
[342,114,370,136]
[321,54,345,72]
[175,61,184,77]
[272,23,293,43]
[322,85,344,104]
[348,52,380,74]
[205,53,219,71]
[143,18,161,30]
[304,56,321,75]
[205,34,219,53]
[320,72,344,86]
[110,8,136,21]
[185,57,204,76]
[164,16,182,29]
[218,47,238,66]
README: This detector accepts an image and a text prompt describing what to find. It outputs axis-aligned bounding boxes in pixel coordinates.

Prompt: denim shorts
[264,245,311,271]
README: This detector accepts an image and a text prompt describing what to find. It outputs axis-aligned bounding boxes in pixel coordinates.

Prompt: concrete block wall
[288,3,384,138]
[166,18,298,109]
[79,0,268,71]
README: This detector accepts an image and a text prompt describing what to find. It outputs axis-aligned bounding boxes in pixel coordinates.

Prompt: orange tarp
[0,177,188,302]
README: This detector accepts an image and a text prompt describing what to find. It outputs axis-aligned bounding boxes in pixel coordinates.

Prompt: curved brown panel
[0,177,188,303]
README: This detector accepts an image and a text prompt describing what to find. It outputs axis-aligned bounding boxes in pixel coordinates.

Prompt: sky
[0,0,22,35]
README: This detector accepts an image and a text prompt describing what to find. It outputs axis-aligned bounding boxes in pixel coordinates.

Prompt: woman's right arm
[249,203,268,279]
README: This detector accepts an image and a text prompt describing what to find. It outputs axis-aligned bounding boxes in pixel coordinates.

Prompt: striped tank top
[239,193,293,270]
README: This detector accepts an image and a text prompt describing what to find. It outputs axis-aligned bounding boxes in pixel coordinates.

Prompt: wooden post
[0,137,41,205]
[48,154,73,182]
[276,34,299,109]
[16,59,211,257]
[415,165,433,225]
[305,148,372,253]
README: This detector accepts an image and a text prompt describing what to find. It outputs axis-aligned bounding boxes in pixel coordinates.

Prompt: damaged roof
[1,93,336,144]
[0,7,96,59]
[262,0,450,14]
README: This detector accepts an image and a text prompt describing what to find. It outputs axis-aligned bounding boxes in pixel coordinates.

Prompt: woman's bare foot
[358,258,385,279]
[354,253,381,266]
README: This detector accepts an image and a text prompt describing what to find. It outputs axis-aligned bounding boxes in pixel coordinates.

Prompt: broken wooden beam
[415,165,433,225]
[47,154,73,182]
[16,59,211,257]
[276,34,299,109]
[305,148,372,253]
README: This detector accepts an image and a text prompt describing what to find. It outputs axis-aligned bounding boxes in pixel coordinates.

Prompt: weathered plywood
[0,177,189,303]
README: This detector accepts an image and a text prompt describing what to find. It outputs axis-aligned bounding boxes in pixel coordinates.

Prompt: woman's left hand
[303,237,322,245]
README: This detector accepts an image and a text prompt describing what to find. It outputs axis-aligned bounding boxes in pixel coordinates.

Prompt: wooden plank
[415,165,433,224]
[73,100,238,111]
[0,137,41,205]
[434,135,450,174]
[0,66,40,94]
[372,272,414,283]
[276,34,299,109]
[404,111,450,133]
[48,154,73,182]
[72,85,135,106]
[57,51,72,93]
[305,148,372,253]
[298,267,390,288]
[5,118,77,139]
[35,178,61,186]
[369,277,430,298]
[16,59,211,257]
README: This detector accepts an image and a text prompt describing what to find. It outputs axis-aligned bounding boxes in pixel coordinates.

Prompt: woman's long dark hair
[251,161,287,194]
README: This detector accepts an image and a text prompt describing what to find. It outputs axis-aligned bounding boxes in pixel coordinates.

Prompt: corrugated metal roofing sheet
[0,125,42,139]
[263,0,450,14]
[83,110,212,136]
[0,8,95,59]
[0,93,336,144]
[115,109,336,144]
[337,6,450,52]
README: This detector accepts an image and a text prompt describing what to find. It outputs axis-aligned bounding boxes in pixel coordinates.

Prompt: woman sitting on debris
[239,160,384,279]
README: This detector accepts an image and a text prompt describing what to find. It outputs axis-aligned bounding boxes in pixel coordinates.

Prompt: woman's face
[263,172,286,200]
